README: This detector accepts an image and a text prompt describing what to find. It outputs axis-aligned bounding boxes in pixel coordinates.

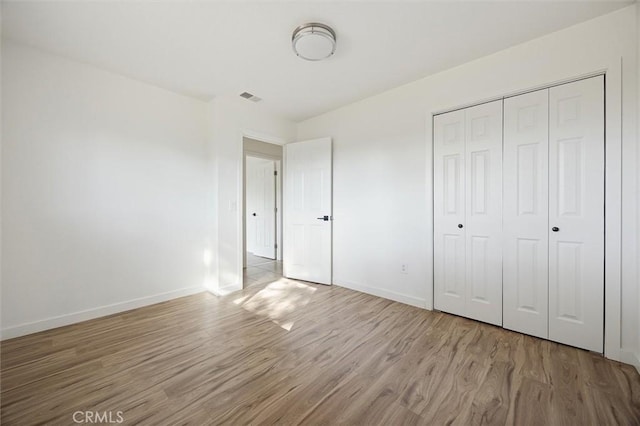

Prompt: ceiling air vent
[239,92,262,102]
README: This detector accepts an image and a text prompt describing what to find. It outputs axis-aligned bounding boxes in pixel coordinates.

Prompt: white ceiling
[1,1,632,122]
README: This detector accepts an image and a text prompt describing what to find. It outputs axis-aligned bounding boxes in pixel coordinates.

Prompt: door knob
[252,213,256,217]
[317,215,330,221]
[458,224,463,229]
[552,227,559,232]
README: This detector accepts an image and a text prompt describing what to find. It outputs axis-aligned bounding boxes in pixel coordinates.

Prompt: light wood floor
[2,278,639,425]
[244,253,283,288]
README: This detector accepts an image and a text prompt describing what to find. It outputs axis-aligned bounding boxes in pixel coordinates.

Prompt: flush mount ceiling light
[292,23,336,61]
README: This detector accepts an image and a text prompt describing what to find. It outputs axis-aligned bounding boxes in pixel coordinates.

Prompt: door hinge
[274,170,278,176]
[275,243,278,249]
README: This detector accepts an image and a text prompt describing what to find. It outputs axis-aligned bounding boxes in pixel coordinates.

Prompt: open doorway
[243,137,283,288]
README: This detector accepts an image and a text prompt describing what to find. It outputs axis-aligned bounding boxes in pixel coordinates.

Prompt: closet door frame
[429,70,626,361]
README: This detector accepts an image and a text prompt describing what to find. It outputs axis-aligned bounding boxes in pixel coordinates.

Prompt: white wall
[636,3,640,371]
[0,36,3,340]
[297,5,638,363]
[207,96,294,295]
[618,3,640,370]
[1,41,210,338]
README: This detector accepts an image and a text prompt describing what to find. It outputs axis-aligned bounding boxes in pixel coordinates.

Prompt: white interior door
[548,76,604,352]
[434,109,466,317]
[283,138,332,285]
[247,157,276,259]
[464,100,503,326]
[246,158,258,255]
[503,89,549,339]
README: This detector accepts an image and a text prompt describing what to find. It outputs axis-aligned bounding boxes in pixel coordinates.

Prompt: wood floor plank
[510,377,553,426]
[462,360,513,426]
[300,374,416,425]
[585,386,640,426]
[2,280,639,425]
[418,352,491,424]
[610,361,640,419]
[547,342,593,425]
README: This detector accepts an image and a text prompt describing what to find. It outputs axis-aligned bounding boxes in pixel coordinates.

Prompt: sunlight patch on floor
[233,278,317,331]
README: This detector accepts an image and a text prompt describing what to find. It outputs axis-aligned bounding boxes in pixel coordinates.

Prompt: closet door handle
[458,224,463,229]
[552,227,559,232]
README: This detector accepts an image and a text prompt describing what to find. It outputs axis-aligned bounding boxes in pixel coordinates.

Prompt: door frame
[238,130,286,289]
[428,69,629,362]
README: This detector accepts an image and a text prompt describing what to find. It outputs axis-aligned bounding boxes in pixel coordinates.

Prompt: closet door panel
[464,100,503,326]
[548,76,604,352]
[434,109,466,316]
[503,89,549,339]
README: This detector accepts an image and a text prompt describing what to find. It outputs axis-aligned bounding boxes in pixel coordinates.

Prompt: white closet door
[434,109,466,317]
[503,89,549,339]
[464,100,503,326]
[434,101,502,325]
[548,76,604,352]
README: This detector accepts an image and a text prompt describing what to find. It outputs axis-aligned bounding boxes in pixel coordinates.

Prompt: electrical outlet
[401,263,408,274]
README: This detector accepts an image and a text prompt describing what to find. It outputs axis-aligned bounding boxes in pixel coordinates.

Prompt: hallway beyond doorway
[244,253,283,288]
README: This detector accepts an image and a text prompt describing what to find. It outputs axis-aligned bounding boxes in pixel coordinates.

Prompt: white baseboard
[1,286,204,340]
[334,279,427,309]
[620,349,640,374]
[208,284,242,297]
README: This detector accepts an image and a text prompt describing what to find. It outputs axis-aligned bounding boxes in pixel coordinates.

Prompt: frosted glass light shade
[292,23,336,61]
